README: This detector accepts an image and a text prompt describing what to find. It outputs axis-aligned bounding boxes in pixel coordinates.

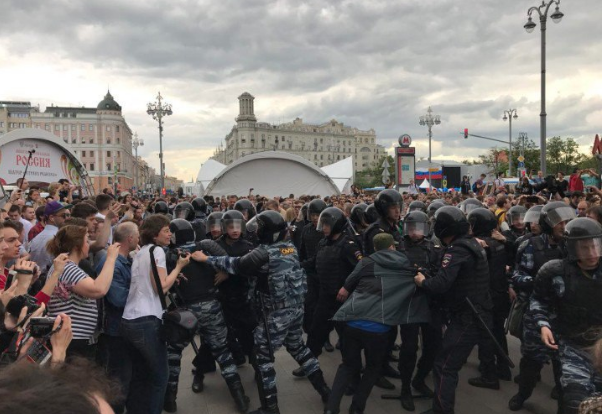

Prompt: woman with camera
[120,214,190,414]
[46,225,120,360]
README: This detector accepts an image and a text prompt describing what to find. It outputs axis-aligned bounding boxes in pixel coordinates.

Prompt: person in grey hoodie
[325,233,431,414]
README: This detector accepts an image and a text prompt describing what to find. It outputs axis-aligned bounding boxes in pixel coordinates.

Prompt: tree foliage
[355,155,395,188]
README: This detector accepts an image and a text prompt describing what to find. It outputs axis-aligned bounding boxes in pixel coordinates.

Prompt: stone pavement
[173,335,557,414]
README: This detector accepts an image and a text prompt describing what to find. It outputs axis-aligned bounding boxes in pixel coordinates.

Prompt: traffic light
[464,128,468,139]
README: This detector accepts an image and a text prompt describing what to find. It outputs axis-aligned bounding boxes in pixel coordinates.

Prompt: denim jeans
[120,316,168,414]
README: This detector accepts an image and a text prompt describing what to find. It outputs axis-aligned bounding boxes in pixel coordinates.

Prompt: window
[320,155,323,160]
[89,124,93,131]
[107,138,111,144]
[71,125,76,131]
[71,138,76,144]
[106,126,111,132]
[89,163,94,171]
[106,163,111,171]
[108,177,112,184]
[116,163,121,171]
[115,126,120,132]
[63,125,68,131]
[89,138,94,144]
[282,136,285,141]
[90,151,94,156]
[82,151,86,157]
[117,151,120,158]
[55,125,60,131]
[81,124,85,131]
[107,151,111,157]
[82,138,86,144]
[116,138,120,144]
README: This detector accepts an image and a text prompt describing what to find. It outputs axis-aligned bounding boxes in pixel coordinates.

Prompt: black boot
[467,376,500,390]
[292,366,306,377]
[401,390,415,412]
[249,395,280,414]
[411,379,434,398]
[324,338,335,353]
[383,364,401,379]
[192,373,204,393]
[163,385,178,413]
[509,390,530,411]
[308,370,331,404]
[227,380,250,413]
[374,376,395,390]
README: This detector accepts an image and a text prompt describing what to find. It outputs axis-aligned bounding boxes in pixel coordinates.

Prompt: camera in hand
[29,317,58,338]
[6,295,39,318]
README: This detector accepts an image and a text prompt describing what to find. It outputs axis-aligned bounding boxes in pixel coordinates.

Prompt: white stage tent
[202,152,341,197]
[320,156,354,194]
[195,159,227,195]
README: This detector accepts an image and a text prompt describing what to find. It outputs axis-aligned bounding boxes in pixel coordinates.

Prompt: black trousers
[327,325,389,413]
[221,298,257,360]
[303,272,320,333]
[478,293,511,373]
[398,322,442,390]
[431,311,495,414]
[307,293,342,358]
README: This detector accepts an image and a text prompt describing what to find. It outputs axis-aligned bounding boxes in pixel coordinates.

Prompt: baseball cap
[373,233,399,252]
[44,201,72,216]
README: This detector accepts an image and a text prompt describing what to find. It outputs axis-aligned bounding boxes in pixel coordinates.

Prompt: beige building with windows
[1,92,138,194]
[211,93,386,173]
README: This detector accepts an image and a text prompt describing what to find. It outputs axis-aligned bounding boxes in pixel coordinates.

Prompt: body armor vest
[531,235,565,275]
[265,241,307,307]
[483,236,509,294]
[315,235,351,295]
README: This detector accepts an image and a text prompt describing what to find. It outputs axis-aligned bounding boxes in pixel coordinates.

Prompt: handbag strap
[150,246,168,310]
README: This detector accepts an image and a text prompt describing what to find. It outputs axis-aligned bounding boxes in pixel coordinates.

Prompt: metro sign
[593,134,602,157]
[398,134,412,147]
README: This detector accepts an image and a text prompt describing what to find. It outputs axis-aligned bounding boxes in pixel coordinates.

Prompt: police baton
[465,297,515,369]
[258,294,275,362]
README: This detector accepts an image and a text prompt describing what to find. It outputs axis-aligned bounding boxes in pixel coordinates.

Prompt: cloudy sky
[2,0,601,181]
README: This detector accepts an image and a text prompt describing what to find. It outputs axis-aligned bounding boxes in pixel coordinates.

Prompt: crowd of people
[1,172,602,414]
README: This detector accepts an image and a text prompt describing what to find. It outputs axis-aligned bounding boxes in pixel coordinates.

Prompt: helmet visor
[545,206,577,228]
[246,216,259,233]
[403,221,429,238]
[524,210,541,224]
[462,203,482,214]
[508,212,526,226]
[209,219,222,231]
[223,219,243,233]
[175,207,192,219]
[569,237,602,263]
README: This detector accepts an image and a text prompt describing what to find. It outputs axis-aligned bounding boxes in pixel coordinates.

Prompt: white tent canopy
[195,159,227,195]
[320,156,354,194]
[204,151,340,197]
[419,179,432,189]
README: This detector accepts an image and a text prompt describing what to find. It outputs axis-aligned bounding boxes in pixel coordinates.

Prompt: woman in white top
[120,214,189,414]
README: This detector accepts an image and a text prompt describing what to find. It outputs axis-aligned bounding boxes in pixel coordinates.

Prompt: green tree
[545,136,585,174]
[355,155,395,188]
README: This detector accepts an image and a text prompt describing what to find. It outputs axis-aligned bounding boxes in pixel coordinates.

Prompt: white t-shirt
[122,244,166,320]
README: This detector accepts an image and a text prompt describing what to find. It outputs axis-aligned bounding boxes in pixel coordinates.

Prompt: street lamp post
[419,107,441,191]
[147,92,173,192]
[503,109,518,177]
[132,132,144,194]
[524,0,564,176]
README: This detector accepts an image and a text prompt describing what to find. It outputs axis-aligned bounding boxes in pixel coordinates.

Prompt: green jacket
[333,249,431,326]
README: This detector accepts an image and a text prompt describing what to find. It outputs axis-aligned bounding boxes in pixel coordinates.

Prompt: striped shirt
[48,261,98,340]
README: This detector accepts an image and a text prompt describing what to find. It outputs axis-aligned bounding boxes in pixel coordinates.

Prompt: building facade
[1,92,139,194]
[211,93,386,173]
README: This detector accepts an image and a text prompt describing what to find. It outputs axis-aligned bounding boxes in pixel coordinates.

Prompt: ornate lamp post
[419,107,441,190]
[503,109,518,177]
[132,132,144,193]
[524,0,564,175]
[147,92,172,191]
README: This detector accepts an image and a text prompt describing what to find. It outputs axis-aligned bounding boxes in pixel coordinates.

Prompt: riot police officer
[305,207,363,360]
[193,211,331,414]
[298,199,327,337]
[467,208,512,385]
[206,212,224,240]
[154,200,170,217]
[164,219,250,413]
[398,211,443,411]
[191,197,209,241]
[408,200,427,213]
[414,206,496,414]
[235,199,259,245]
[365,203,379,225]
[509,201,576,411]
[216,210,256,366]
[530,218,602,414]
[459,198,483,215]
[502,205,527,265]
[349,203,369,236]
[364,189,404,255]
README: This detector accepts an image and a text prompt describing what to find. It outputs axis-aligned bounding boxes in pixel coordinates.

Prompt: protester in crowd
[569,168,585,193]
[494,172,506,195]
[460,176,471,195]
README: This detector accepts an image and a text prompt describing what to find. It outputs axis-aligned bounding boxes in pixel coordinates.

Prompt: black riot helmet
[246,210,287,245]
[539,201,576,235]
[169,219,196,247]
[459,198,483,215]
[174,202,195,221]
[408,200,427,213]
[308,199,327,221]
[317,207,347,239]
[524,205,544,233]
[191,197,208,217]
[434,206,470,241]
[427,201,445,218]
[365,204,379,225]
[506,205,527,228]
[300,203,309,221]
[222,210,245,238]
[207,212,224,234]
[153,201,169,215]
[564,218,602,264]
[403,211,429,240]
[374,189,403,219]
[350,203,368,227]
[467,207,498,237]
[234,199,256,221]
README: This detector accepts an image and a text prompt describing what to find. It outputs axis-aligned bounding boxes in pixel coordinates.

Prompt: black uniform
[217,236,257,362]
[299,222,324,332]
[363,218,404,255]
[420,235,496,414]
[306,234,362,358]
[398,236,443,395]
